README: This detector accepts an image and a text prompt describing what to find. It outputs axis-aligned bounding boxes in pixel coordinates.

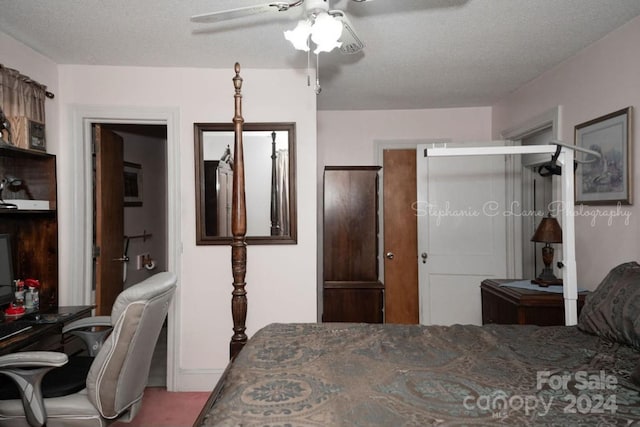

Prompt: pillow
[578,261,640,350]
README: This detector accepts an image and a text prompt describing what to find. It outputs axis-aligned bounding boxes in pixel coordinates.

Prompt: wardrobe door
[322,166,383,323]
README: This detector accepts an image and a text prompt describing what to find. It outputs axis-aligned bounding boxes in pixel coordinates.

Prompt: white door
[417,142,508,325]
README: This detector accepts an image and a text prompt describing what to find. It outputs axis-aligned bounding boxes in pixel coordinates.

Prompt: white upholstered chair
[0,271,177,427]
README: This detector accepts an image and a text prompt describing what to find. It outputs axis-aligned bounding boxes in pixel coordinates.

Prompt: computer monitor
[0,234,15,307]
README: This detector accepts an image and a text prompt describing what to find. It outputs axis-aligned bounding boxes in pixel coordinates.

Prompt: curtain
[276,149,289,236]
[0,64,47,144]
[0,64,47,121]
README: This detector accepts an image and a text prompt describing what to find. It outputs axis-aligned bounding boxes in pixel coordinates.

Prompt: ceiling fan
[191,0,373,55]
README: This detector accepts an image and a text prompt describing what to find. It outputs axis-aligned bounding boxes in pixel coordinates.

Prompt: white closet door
[417,142,508,325]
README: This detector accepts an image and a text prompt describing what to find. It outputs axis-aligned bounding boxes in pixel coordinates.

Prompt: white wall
[317,107,493,222]
[0,31,319,391]
[493,15,640,290]
[55,65,317,390]
[318,107,492,167]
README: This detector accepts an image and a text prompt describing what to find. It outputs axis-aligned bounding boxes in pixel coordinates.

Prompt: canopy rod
[424,140,601,159]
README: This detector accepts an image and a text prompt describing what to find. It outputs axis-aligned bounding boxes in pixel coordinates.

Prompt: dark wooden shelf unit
[481,279,587,326]
[0,145,58,308]
[322,166,383,323]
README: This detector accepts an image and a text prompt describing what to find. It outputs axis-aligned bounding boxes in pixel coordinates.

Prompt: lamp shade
[284,20,312,52]
[311,12,343,54]
[531,215,562,243]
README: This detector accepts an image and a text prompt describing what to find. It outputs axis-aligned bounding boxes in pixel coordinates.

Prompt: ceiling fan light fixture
[284,19,312,51]
[310,12,343,54]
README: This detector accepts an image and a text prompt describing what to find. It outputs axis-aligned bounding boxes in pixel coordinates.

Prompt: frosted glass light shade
[284,20,312,52]
[311,12,343,54]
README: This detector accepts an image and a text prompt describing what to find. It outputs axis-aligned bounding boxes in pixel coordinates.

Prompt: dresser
[481,279,587,326]
[322,166,383,323]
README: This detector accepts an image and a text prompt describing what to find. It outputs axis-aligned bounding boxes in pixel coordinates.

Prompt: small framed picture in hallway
[124,161,143,207]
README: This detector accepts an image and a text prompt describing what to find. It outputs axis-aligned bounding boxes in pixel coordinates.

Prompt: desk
[0,306,94,356]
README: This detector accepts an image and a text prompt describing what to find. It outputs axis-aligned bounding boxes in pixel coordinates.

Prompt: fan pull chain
[307,48,311,87]
[315,53,322,94]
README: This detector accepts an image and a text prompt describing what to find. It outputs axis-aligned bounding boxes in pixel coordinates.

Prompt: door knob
[421,252,428,264]
[385,252,395,260]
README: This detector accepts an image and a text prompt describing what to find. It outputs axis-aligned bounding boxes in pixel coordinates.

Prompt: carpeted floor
[111,387,210,427]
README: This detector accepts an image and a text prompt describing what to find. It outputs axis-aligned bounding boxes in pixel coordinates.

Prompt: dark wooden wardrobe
[322,166,383,323]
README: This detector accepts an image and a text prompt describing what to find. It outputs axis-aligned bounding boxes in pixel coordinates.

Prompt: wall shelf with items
[0,144,58,309]
[0,144,56,212]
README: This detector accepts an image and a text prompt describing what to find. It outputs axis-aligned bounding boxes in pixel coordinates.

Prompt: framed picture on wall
[575,107,633,205]
[124,162,143,207]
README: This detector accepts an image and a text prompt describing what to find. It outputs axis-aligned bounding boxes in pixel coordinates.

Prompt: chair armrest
[0,352,68,427]
[0,351,68,369]
[63,316,113,357]
[62,316,112,334]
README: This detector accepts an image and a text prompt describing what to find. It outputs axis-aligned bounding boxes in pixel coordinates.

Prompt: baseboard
[172,368,225,392]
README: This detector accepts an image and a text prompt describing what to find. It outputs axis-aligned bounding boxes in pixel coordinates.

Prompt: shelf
[0,209,56,214]
[0,146,58,307]
[0,144,53,159]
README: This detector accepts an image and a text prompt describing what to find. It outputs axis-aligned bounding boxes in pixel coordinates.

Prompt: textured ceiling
[1,0,640,110]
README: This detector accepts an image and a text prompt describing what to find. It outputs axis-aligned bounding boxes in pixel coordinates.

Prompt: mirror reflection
[194,122,297,245]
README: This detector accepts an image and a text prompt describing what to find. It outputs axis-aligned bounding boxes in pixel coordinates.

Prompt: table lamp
[0,175,22,209]
[531,213,563,287]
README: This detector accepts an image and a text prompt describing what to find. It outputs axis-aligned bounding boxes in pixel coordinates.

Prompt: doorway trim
[69,105,181,391]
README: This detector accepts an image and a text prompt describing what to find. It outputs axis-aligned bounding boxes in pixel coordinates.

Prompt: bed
[195,64,640,426]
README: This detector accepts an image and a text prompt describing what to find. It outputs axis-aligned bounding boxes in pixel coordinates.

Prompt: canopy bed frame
[195,64,640,426]
[229,62,248,358]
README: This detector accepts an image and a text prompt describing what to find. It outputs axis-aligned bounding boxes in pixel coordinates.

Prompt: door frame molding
[69,105,181,391]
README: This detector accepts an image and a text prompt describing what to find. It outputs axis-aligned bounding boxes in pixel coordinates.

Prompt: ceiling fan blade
[329,11,365,54]
[191,2,298,24]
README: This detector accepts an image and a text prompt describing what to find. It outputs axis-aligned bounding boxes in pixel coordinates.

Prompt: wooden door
[94,125,125,315]
[383,149,419,323]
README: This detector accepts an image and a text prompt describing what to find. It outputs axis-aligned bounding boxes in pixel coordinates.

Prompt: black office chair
[0,271,177,427]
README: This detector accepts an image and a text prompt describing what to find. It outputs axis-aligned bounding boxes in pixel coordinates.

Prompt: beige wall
[493,15,640,289]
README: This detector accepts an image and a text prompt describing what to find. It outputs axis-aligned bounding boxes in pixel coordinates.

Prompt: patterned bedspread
[199,323,640,426]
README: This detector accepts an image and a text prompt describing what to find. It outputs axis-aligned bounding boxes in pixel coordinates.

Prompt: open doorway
[92,123,169,387]
[501,106,561,279]
[70,105,180,390]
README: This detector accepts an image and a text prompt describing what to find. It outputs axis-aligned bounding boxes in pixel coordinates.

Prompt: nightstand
[481,279,587,326]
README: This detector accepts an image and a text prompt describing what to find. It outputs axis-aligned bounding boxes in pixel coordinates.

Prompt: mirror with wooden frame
[194,122,297,245]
